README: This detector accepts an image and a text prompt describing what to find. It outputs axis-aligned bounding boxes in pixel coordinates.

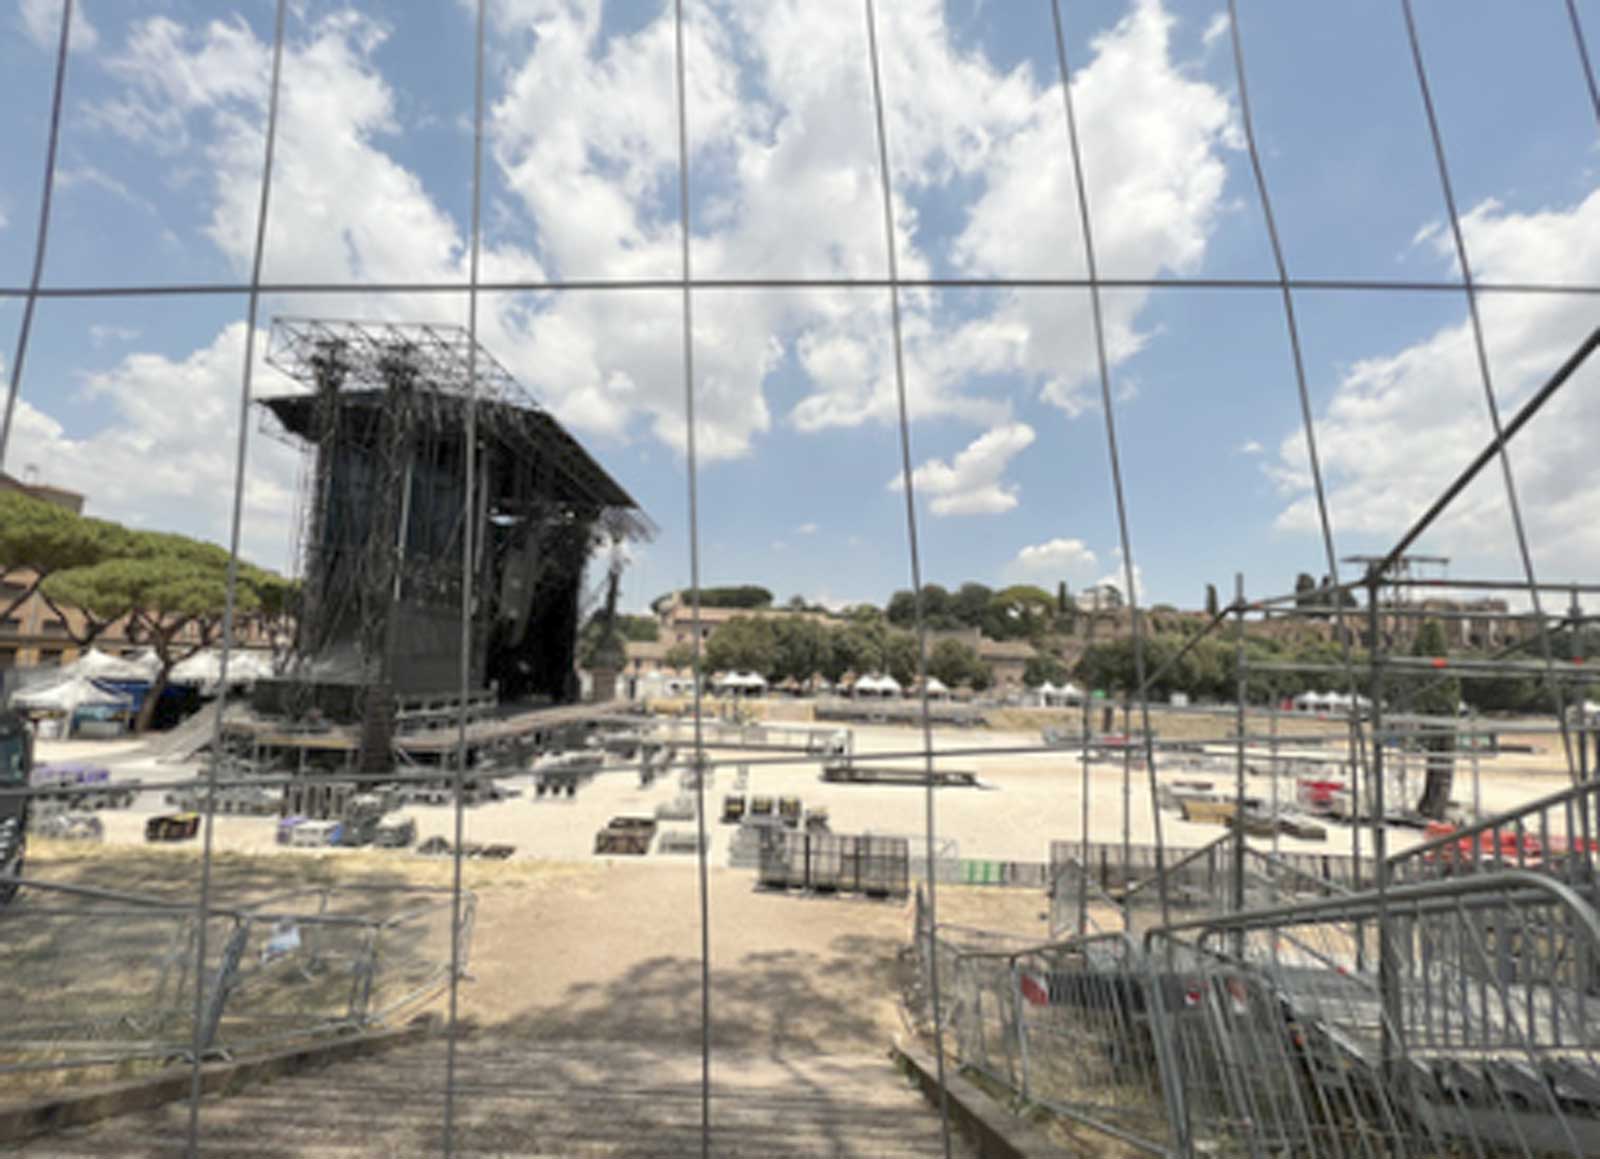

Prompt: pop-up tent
[168,648,276,690]
[65,647,158,682]
[12,676,132,714]
[11,675,134,737]
[854,673,902,698]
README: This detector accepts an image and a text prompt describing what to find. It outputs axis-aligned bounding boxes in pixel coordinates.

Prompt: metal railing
[914,869,1600,1158]
[0,878,473,1075]
[1389,776,1600,896]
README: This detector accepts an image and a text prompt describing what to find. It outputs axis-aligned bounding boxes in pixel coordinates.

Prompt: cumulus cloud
[1010,536,1098,578]
[10,324,299,566]
[19,0,97,53]
[1272,190,1600,578]
[30,0,1234,569]
[1095,559,1145,604]
[889,421,1034,516]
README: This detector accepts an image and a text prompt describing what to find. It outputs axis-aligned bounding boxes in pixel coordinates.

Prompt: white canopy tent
[1029,680,1084,707]
[713,671,767,696]
[12,675,134,715]
[854,673,901,698]
[66,647,157,682]
[168,648,276,690]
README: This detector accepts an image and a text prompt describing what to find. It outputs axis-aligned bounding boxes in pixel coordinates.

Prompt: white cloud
[796,522,818,535]
[10,324,299,567]
[1011,536,1098,578]
[88,324,141,347]
[1096,560,1145,604]
[19,0,97,54]
[889,421,1034,516]
[1201,13,1230,48]
[56,165,158,215]
[1272,190,1600,578]
[33,1,1234,569]
[1237,439,1263,455]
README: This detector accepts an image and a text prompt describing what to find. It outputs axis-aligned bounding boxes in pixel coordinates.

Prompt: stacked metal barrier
[0,879,473,1076]
[913,867,1600,1158]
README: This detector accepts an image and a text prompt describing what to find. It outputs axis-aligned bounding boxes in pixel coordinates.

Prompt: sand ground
[29,712,1577,871]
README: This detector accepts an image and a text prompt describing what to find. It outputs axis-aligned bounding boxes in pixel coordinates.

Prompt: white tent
[1057,681,1085,704]
[855,673,901,697]
[712,670,766,696]
[67,647,157,682]
[1030,680,1083,707]
[168,647,276,690]
[923,676,949,699]
[12,675,133,714]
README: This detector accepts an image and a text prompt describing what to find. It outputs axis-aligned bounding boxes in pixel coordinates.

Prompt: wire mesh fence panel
[1010,934,1180,1153]
[0,880,472,1074]
[0,893,206,1067]
[1152,873,1600,1159]
[365,893,473,1024]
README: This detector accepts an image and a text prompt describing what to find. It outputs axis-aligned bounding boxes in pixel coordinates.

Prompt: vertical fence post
[1233,574,1248,933]
[349,922,379,1025]
[1144,941,1194,1159]
[198,920,250,1056]
[1010,957,1032,1102]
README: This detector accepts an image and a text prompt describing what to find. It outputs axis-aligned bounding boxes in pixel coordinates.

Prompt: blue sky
[2,0,1598,615]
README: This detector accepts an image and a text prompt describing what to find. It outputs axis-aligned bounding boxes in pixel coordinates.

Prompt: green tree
[885,589,918,628]
[1024,654,1070,687]
[987,584,1055,640]
[700,585,773,609]
[771,617,833,682]
[953,582,993,628]
[928,638,983,688]
[651,586,773,610]
[0,491,128,634]
[664,642,698,672]
[45,552,263,732]
[1293,572,1317,611]
[1205,583,1220,618]
[703,616,779,676]
[883,630,920,687]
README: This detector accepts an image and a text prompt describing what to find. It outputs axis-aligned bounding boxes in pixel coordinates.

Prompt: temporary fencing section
[0,878,473,1076]
[757,831,910,898]
[914,868,1600,1159]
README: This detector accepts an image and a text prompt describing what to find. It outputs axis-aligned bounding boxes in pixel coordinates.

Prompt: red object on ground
[1020,973,1049,1006]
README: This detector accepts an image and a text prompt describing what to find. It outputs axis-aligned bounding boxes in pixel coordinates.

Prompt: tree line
[658,609,993,690]
[1,490,291,730]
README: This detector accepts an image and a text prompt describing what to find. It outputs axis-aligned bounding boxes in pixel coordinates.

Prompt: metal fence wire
[0,879,473,1074]
[3,0,1600,1156]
